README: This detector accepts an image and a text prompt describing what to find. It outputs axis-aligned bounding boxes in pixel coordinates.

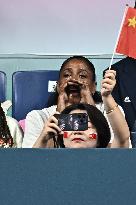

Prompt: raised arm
[101,70,130,148]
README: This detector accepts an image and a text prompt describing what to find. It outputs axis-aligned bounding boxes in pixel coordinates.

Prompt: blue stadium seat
[12,70,59,121]
[0,71,6,102]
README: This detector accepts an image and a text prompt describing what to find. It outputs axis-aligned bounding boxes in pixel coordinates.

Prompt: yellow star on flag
[128,16,136,28]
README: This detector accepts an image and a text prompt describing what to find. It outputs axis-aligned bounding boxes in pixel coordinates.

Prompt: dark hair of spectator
[57,103,111,148]
[0,103,13,147]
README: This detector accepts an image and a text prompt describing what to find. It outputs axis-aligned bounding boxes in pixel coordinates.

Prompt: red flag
[116,7,136,59]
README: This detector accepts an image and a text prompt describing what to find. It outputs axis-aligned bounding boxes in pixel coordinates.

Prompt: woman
[22,56,130,148]
[33,103,129,148]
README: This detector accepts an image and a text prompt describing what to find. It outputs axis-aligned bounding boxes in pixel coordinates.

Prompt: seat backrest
[12,70,59,121]
[0,71,6,102]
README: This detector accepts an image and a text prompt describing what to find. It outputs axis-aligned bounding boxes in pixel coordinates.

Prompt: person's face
[58,59,96,94]
[63,109,98,148]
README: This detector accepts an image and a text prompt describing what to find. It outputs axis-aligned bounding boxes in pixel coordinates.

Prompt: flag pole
[109,4,129,69]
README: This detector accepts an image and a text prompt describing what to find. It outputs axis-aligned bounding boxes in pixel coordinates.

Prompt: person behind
[22,55,130,148]
[33,103,129,148]
[0,102,23,148]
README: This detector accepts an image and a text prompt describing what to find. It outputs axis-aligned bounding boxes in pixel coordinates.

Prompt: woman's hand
[57,79,69,112]
[57,78,81,111]
[33,115,62,148]
[57,77,96,111]
[101,70,116,97]
[79,81,95,105]
[42,115,61,139]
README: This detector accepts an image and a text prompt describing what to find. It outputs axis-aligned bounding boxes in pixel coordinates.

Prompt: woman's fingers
[44,116,61,135]
[104,70,116,80]
[48,122,61,133]
[102,78,116,86]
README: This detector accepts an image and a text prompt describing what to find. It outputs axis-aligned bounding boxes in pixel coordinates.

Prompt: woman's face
[63,109,98,148]
[58,59,96,94]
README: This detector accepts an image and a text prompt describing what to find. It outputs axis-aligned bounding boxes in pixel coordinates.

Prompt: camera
[58,113,88,131]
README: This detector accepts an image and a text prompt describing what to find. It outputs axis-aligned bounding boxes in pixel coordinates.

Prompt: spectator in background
[0,101,23,148]
[22,56,130,148]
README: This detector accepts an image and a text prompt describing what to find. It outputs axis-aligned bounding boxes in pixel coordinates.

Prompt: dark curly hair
[0,103,13,147]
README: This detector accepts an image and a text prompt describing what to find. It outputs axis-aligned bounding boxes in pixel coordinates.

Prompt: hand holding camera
[41,115,62,142]
[39,112,88,147]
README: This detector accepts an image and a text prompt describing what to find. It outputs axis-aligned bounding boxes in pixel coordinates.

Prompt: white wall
[0,0,134,54]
